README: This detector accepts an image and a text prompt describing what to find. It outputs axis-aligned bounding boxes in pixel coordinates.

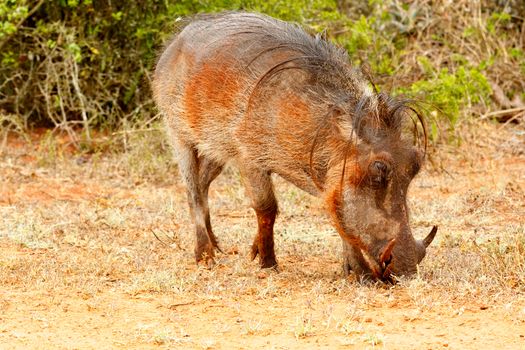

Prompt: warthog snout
[343,225,439,282]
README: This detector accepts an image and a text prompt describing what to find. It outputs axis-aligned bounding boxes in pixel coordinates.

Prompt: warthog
[152,11,437,282]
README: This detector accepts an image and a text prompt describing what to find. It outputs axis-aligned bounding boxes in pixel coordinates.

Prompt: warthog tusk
[423,226,438,248]
[379,238,397,267]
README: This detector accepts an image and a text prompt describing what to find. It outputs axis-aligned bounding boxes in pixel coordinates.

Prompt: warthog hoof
[343,259,352,276]
[251,243,278,269]
[195,242,219,268]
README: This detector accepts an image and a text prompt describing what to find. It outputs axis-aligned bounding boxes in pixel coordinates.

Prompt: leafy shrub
[401,56,492,138]
[0,0,523,144]
[0,0,344,136]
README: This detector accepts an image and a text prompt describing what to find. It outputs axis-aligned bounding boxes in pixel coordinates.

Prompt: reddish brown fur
[183,61,241,130]
[277,94,310,126]
[275,94,312,159]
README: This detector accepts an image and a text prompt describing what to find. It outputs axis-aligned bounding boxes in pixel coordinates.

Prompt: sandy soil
[1,273,523,350]
[0,122,524,349]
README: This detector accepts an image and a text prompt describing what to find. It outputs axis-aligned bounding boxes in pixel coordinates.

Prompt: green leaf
[67,42,82,63]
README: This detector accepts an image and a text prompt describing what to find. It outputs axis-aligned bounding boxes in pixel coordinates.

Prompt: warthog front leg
[342,239,355,276]
[252,206,278,269]
[241,168,278,269]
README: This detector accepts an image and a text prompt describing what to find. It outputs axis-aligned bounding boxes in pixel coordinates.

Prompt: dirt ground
[0,121,524,349]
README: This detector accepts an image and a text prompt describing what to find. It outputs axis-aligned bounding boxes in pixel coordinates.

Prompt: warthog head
[320,92,438,282]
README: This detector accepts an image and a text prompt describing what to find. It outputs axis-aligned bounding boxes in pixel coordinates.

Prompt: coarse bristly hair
[168,11,427,149]
[183,12,428,190]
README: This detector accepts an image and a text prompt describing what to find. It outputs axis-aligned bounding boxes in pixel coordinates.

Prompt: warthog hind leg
[175,139,223,266]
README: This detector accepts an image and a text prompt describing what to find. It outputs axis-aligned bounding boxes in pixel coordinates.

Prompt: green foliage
[0,0,344,132]
[487,11,511,33]
[340,16,373,57]
[0,0,28,38]
[0,0,523,143]
[403,57,492,133]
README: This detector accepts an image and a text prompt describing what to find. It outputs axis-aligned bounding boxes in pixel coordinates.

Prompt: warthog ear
[379,238,396,268]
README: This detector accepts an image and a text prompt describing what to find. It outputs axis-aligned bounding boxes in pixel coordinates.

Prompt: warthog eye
[369,160,391,189]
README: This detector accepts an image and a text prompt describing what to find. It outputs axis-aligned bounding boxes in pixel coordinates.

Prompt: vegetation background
[0,1,524,348]
[0,0,524,147]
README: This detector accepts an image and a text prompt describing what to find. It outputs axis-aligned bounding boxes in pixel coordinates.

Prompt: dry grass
[0,121,524,349]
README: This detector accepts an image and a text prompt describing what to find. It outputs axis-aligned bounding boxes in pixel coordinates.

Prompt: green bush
[0,0,344,134]
[400,56,492,138]
[0,0,523,143]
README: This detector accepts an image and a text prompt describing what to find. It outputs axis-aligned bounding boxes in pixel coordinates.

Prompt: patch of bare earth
[0,122,524,349]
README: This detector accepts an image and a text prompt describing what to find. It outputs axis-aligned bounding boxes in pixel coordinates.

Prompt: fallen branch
[498,111,525,129]
[480,107,525,120]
